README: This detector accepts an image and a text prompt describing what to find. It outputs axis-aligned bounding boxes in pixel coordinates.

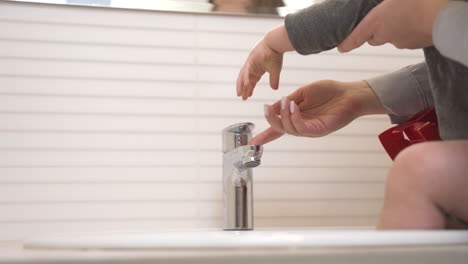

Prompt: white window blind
[0,1,424,240]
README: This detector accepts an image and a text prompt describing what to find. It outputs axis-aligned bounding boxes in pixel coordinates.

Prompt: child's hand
[250,80,389,145]
[236,24,294,100]
[236,39,283,100]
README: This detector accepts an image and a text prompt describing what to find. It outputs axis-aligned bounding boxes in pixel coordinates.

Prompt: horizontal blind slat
[0,167,199,183]
[200,200,382,218]
[0,151,199,166]
[0,59,198,81]
[0,21,197,47]
[0,202,199,221]
[0,183,201,202]
[0,132,385,152]
[0,167,386,183]
[0,1,197,30]
[0,40,196,65]
[199,183,385,201]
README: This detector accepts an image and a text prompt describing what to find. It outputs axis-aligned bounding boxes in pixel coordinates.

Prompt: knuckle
[294,126,304,136]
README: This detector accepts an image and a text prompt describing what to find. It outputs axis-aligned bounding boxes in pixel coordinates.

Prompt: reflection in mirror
[9,0,322,17]
[210,0,284,15]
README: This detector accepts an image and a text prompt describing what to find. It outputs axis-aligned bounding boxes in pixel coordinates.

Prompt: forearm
[284,0,383,55]
[365,63,434,124]
[433,1,468,67]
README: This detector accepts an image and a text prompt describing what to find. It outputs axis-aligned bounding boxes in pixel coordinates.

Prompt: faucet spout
[239,145,263,168]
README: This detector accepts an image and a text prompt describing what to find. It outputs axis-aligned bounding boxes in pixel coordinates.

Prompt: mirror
[8,0,322,17]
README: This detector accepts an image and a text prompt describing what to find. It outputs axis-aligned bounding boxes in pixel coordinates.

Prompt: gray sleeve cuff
[285,0,382,55]
[365,63,434,124]
[433,1,468,67]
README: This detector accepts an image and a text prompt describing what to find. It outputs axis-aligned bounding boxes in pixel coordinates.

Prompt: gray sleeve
[433,1,468,67]
[284,0,383,55]
[365,63,434,124]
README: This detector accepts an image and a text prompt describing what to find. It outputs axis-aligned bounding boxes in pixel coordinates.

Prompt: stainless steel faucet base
[222,122,263,231]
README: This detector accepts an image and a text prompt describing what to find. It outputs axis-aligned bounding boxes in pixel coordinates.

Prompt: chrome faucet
[222,122,263,231]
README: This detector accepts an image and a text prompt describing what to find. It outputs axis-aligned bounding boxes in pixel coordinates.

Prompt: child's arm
[237,0,383,100]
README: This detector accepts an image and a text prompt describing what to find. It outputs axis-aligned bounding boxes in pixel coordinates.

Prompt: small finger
[269,64,281,90]
[270,89,303,114]
[236,69,243,97]
[249,127,284,146]
[241,67,250,100]
[242,81,252,100]
[242,72,260,101]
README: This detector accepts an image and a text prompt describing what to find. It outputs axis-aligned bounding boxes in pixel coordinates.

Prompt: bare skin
[250,80,389,145]
[236,4,467,229]
[236,24,293,100]
[378,140,468,229]
[338,0,450,52]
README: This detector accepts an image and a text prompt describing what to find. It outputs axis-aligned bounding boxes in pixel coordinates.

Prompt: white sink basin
[24,228,468,250]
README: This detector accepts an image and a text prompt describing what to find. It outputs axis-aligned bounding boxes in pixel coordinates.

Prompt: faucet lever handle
[222,122,255,153]
[222,122,255,135]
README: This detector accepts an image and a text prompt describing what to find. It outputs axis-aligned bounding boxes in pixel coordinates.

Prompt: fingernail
[290,101,295,113]
[281,96,286,110]
[264,105,269,117]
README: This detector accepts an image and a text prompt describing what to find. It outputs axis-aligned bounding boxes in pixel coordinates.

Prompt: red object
[378,109,441,160]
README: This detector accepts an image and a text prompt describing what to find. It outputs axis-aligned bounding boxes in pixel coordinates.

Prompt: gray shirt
[285,0,468,140]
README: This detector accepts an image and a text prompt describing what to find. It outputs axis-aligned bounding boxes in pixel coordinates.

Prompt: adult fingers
[249,127,284,145]
[279,97,298,136]
[289,101,309,136]
[337,11,377,53]
[264,104,284,133]
[270,99,281,114]
[269,90,302,115]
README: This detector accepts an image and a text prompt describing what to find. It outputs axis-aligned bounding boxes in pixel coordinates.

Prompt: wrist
[352,81,390,117]
[264,24,295,54]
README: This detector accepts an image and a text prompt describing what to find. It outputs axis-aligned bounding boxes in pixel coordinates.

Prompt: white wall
[0,1,424,241]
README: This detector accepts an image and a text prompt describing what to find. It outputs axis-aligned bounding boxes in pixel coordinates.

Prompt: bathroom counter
[2,240,468,264]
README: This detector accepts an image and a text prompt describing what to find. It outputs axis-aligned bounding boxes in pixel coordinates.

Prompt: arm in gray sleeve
[365,63,434,124]
[285,0,382,55]
[433,1,468,67]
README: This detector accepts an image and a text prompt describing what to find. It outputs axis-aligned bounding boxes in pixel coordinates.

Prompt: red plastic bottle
[378,109,441,160]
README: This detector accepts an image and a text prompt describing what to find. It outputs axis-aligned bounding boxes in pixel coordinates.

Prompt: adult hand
[337,0,450,53]
[250,80,389,145]
[236,24,294,100]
